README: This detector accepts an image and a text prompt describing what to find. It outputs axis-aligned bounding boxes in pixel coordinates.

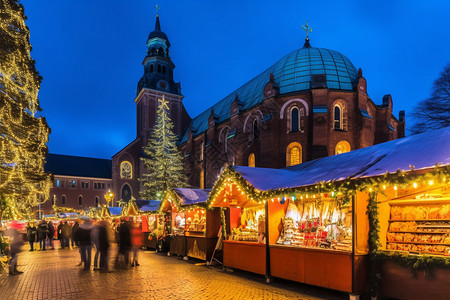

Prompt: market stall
[208,180,267,276]
[207,127,449,297]
[135,199,162,250]
[159,188,220,259]
[159,192,186,256]
[171,188,220,261]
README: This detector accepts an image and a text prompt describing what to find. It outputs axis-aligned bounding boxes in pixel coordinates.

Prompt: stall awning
[109,207,123,216]
[233,127,450,191]
[136,199,161,212]
[174,188,211,205]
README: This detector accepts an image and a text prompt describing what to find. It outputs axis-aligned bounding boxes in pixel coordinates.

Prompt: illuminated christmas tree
[0,0,51,221]
[140,95,187,200]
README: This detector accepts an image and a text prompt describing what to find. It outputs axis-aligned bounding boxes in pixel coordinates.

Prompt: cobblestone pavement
[0,244,347,300]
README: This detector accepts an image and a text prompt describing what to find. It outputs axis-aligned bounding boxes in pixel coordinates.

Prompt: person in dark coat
[75,219,94,270]
[57,221,63,241]
[26,222,37,251]
[61,221,71,249]
[5,221,25,275]
[116,220,131,268]
[37,220,48,251]
[97,220,112,272]
[47,221,55,250]
[71,221,80,248]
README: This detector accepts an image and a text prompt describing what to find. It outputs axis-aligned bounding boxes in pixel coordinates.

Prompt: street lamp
[104,190,114,207]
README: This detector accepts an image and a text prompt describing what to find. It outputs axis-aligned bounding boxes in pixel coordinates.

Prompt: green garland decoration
[207,165,450,209]
[367,191,381,297]
[220,207,227,239]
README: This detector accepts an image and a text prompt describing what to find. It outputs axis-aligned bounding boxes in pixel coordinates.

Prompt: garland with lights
[0,0,51,221]
[207,165,450,208]
[159,189,208,213]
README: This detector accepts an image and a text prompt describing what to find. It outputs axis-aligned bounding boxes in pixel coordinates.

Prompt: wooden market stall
[135,199,162,250]
[160,188,220,260]
[208,179,268,277]
[159,191,187,257]
[208,127,450,297]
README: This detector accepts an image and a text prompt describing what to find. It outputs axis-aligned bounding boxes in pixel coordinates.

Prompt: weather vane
[302,21,312,40]
[155,4,160,17]
[158,95,169,110]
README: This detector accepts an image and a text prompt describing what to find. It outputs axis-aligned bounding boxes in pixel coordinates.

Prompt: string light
[413,182,418,188]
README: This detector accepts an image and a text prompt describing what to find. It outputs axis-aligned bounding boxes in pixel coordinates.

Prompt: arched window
[157,64,161,73]
[335,141,351,155]
[253,119,259,140]
[121,184,132,202]
[286,142,302,167]
[200,141,204,161]
[334,105,342,130]
[61,195,66,205]
[291,107,299,132]
[200,169,204,189]
[120,161,132,179]
[224,130,229,153]
[95,196,99,206]
[158,47,163,56]
[162,66,166,74]
[150,64,154,72]
[78,196,83,206]
[248,153,255,167]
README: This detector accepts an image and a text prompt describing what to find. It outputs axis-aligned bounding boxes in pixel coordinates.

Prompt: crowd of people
[3,218,143,276]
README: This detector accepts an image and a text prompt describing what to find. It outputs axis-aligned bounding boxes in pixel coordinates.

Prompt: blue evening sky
[21,0,450,159]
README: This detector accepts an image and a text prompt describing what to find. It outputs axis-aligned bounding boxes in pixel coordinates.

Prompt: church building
[112,15,405,203]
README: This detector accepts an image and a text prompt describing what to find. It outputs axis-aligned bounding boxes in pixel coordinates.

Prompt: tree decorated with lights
[0,0,51,221]
[140,95,187,200]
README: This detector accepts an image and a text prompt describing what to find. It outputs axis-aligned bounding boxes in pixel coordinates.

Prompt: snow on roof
[233,127,450,191]
[173,188,211,205]
[109,207,123,216]
[136,200,161,212]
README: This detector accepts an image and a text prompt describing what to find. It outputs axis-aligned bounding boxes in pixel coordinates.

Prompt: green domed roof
[180,46,359,144]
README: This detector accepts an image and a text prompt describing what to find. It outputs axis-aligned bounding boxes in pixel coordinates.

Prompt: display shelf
[389,197,450,206]
[389,219,450,222]
[387,241,450,246]
[389,231,448,234]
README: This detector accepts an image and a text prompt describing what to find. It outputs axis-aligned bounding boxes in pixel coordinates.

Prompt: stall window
[248,153,255,167]
[185,208,206,235]
[335,140,351,155]
[286,142,302,167]
[228,206,265,243]
[274,196,352,252]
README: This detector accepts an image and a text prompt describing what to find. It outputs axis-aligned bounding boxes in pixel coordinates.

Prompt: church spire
[154,4,161,31]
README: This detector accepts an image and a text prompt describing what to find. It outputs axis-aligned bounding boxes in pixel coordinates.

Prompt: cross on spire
[158,95,169,110]
[155,4,160,17]
[302,21,312,41]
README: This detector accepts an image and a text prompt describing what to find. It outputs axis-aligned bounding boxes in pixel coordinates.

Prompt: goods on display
[275,198,352,251]
[386,194,450,256]
[185,209,206,234]
[172,212,185,235]
[229,206,265,243]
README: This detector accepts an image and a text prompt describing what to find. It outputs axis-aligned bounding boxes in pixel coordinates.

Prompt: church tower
[135,13,190,140]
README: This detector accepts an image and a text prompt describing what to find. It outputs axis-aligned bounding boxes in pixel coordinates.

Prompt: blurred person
[130,220,143,267]
[116,219,131,269]
[71,220,79,248]
[98,220,112,273]
[47,221,55,250]
[57,221,63,243]
[5,221,25,275]
[75,219,94,270]
[61,221,71,249]
[91,220,100,270]
[37,220,48,251]
[26,222,37,251]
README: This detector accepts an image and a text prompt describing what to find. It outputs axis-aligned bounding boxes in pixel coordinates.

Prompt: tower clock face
[158,80,168,91]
